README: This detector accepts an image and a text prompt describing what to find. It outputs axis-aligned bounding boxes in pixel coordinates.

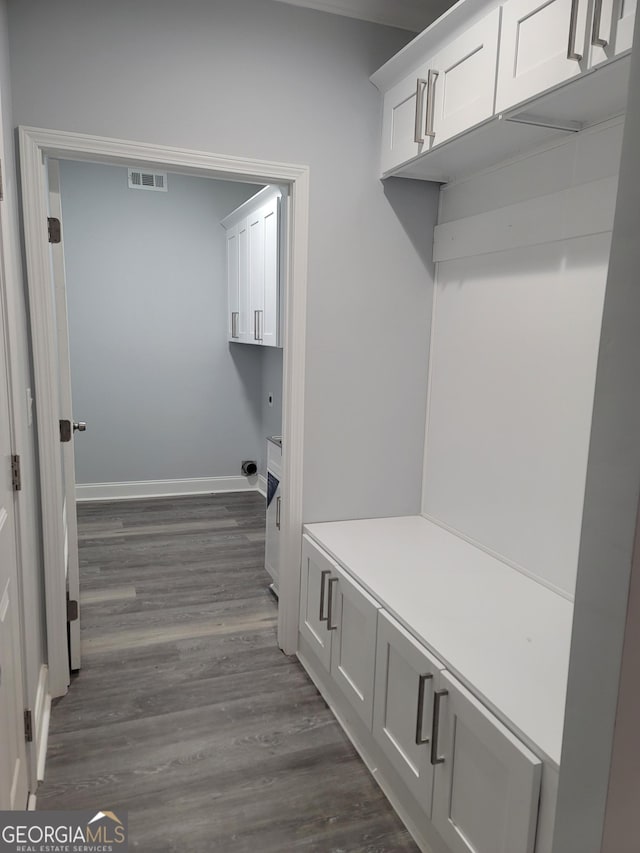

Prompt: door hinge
[59,419,72,443]
[67,598,79,622]
[0,159,4,201]
[24,709,33,743]
[48,216,61,244]
[11,454,21,491]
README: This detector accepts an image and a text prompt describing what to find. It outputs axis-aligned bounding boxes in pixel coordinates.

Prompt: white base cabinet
[432,671,542,853]
[299,535,380,727]
[373,610,444,814]
[298,531,551,853]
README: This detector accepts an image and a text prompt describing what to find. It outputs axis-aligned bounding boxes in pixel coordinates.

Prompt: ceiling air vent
[128,168,168,192]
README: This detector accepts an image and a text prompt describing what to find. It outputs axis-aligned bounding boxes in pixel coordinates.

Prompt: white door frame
[19,126,309,698]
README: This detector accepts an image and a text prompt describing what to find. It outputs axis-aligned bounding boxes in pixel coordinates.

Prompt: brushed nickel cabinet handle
[275,496,281,530]
[430,689,448,765]
[568,0,584,59]
[414,78,428,144]
[326,577,339,631]
[254,310,259,340]
[231,311,239,338]
[425,69,439,139]
[591,0,608,45]
[319,569,331,622]
[415,673,434,745]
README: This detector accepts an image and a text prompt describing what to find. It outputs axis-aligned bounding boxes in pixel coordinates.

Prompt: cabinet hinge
[11,454,21,491]
[59,419,72,443]
[48,216,61,244]
[67,598,79,622]
[24,709,33,743]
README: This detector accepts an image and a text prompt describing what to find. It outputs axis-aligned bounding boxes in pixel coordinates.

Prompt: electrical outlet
[268,393,274,407]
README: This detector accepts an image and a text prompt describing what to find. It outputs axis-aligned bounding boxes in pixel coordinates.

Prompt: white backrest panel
[422,120,623,596]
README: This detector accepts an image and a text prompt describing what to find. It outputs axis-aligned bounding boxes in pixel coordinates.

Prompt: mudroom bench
[298,515,573,853]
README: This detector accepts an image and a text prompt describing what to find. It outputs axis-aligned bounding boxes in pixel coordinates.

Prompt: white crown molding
[271,0,438,32]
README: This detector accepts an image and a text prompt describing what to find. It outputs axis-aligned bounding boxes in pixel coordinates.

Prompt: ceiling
[270,0,450,32]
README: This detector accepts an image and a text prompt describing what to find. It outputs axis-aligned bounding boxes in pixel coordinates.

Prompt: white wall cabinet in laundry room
[222,186,281,347]
[299,535,380,727]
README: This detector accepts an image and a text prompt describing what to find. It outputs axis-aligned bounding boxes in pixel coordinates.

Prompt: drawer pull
[414,78,428,144]
[327,577,339,631]
[415,673,433,745]
[319,569,331,622]
[591,0,608,46]
[568,0,584,59]
[430,689,448,765]
[425,69,439,139]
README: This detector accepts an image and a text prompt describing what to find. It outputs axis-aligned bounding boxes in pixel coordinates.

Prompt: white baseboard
[76,475,261,502]
[34,665,50,782]
[27,794,37,811]
[257,474,267,497]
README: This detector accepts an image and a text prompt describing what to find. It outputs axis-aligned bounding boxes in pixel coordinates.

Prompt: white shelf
[303,515,573,768]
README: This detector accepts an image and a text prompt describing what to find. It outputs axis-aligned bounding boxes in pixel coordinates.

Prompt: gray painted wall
[8,0,437,522]
[58,160,265,484]
[0,0,47,728]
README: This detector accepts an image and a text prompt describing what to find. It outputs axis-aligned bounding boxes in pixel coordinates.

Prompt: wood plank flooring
[37,493,418,852]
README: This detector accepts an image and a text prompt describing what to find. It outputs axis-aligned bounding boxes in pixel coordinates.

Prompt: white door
[380,63,436,175]
[0,224,29,809]
[496,0,589,112]
[431,9,501,147]
[431,671,542,853]
[299,535,334,669]
[48,160,82,672]
[329,563,379,729]
[372,610,443,813]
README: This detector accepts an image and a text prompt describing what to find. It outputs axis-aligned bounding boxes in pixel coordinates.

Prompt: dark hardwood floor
[37,492,418,852]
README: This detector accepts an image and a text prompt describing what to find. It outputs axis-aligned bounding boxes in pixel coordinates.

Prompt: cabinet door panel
[237,220,251,342]
[496,0,588,112]
[614,0,636,52]
[373,610,443,812]
[262,196,280,348]
[380,66,434,175]
[330,564,380,728]
[226,224,240,342]
[432,9,501,146]
[432,671,541,853]
[299,536,334,669]
[248,209,265,345]
[589,0,636,64]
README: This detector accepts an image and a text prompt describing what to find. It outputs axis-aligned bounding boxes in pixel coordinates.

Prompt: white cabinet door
[372,610,444,813]
[431,9,501,147]
[299,535,335,669]
[237,219,251,342]
[329,563,380,729]
[261,194,280,348]
[380,63,435,175]
[496,0,589,112]
[248,206,265,346]
[226,223,240,342]
[590,0,636,65]
[431,671,542,853]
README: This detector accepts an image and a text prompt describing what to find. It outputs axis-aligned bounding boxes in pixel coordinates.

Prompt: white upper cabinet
[495,0,589,112]
[431,671,542,853]
[431,9,501,146]
[590,0,637,66]
[222,187,282,348]
[373,610,444,814]
[380,60,436,175]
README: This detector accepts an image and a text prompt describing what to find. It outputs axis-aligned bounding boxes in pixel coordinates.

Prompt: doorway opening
[19,127,309,701]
